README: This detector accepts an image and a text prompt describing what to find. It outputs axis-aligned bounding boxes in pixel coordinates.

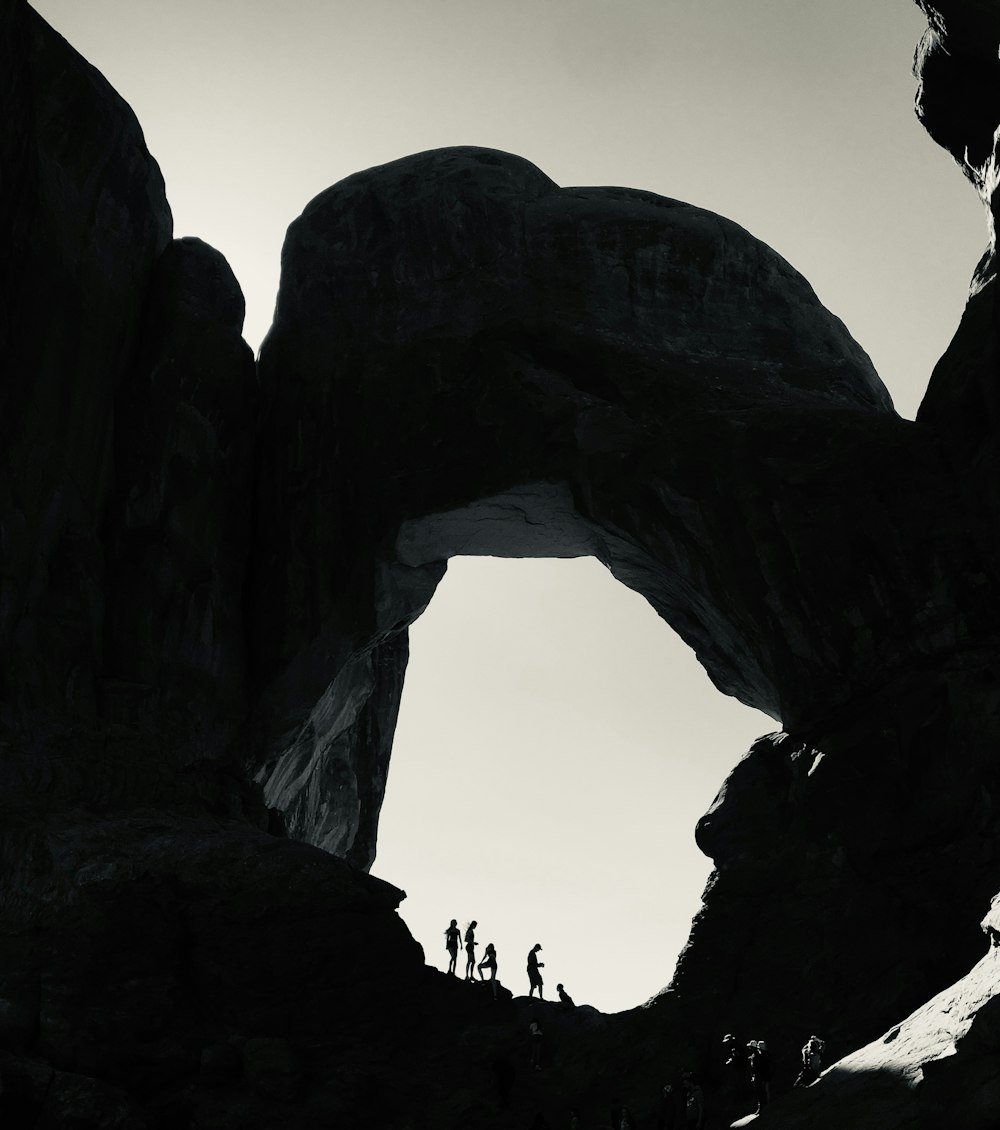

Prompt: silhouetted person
[478,942,499,998]
[556,982,575,1008]
[722,1032,748,1073]
[464,920,478,980]
[656,1081,681,1130]
[444,918,460,975]
[681,1073,704,1129]
[529,1017,544,1069]
[794,1034,825,1087]
[722,1031,751,1105]
[493,1053,515,1111]
[747,1040,772,1113]
[527,942,545,998]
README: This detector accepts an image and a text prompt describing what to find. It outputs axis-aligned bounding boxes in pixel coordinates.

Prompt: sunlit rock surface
[751,948,1000,1129]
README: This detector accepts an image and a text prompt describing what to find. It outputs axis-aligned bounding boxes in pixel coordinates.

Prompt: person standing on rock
[747,1040,772,1113]
[464,920,478,980]
[528,1016,544,1069]
[681,1073,704,1129]
[722,1031,751,1103]
[527,943,545,998]
[444,918,461,975]
[478,942,499,998]
[722,1032,747,1073]
[794,1035,825,1087]
[656,1081,681,1130]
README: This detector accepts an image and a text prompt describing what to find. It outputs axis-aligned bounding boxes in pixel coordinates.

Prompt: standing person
[444,919,461,975]
[527,943,545,998]
[528,1016,544,1070]
[722,1032,748,1074]
[722,1032,752,1103]
[656,1081,680,1130]
[478,942,499,998]
[747,1040,772,1113]
[464,920,478,980]
[681,1073,704,1129]
[794,1034,826,1087]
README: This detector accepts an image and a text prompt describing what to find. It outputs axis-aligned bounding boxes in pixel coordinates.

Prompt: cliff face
[0,7,425,1127]
[5,0,1000,1125]
[0,0,171,733]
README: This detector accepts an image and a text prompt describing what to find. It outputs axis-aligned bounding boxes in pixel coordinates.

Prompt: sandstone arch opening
[371,555,773,1013]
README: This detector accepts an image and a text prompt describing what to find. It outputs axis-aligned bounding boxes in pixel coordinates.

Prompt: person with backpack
[444,919,461,975]
[794,1035,826,1086]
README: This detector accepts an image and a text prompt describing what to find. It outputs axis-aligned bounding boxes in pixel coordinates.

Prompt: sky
[34,0,987,1012]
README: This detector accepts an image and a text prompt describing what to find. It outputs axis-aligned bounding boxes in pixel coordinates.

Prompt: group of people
[527,1075,704,1130]
[442,919,830,1125]
[444,919,576,1004]
[520,1030,826,1128]
[723,1031,826,1116]
[722,1035,772,1114]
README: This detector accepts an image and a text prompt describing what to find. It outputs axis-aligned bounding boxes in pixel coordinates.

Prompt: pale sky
[34,0,986,1011]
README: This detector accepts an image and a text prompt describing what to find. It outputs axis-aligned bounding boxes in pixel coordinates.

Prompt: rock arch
[249,146,986,869]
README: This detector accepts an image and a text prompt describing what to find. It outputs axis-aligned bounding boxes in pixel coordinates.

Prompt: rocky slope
[4,0,1000,1126]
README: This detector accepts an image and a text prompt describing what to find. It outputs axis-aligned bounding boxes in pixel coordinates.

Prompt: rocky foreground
[4,0,1000,1125]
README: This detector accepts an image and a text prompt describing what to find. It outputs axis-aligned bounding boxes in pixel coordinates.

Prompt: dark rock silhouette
[4,0,1000,1126]
[250,144,906,862]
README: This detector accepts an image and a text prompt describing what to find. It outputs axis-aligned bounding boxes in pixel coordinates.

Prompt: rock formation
[4,0,1000,1125]
[1,6,426,1126]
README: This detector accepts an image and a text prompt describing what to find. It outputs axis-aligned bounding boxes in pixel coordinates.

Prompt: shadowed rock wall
[0,7,426,1126]
[0,0,171,732]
